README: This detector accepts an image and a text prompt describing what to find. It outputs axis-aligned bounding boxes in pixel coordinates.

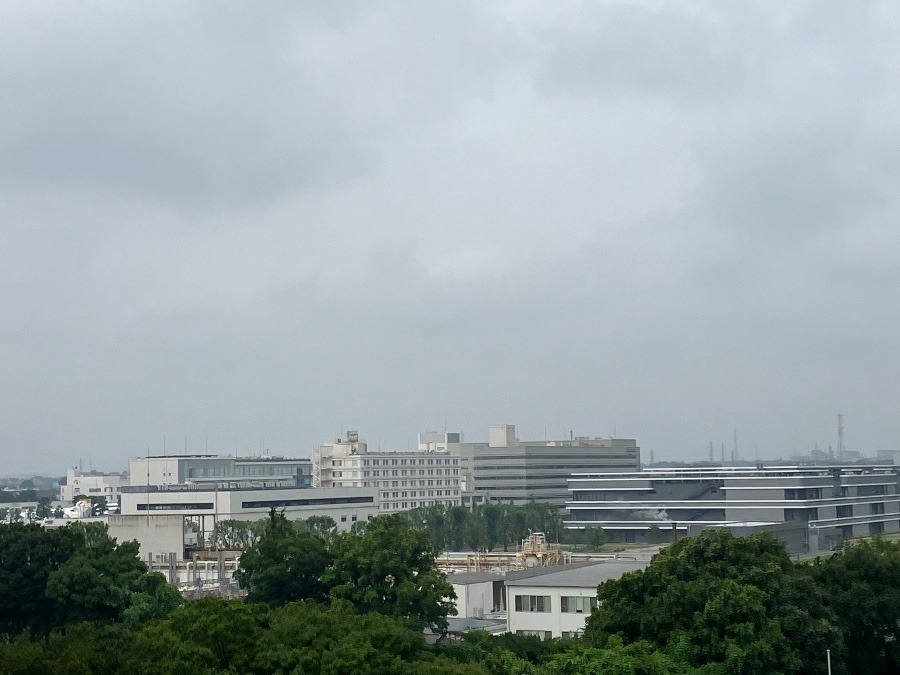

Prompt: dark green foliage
[46,534,147,625]
[0,523,84,636]
[323,513,457,630]
[122,572,184,628]
[403,501,565,552]
[306,514,339,544]
[539,637,684,675]
[811,538,900,675]
[35,497,52,519]
[6,509,900,675]
[234,509,333,606]
[584,529,843,674]
[168,596,269,672]
[253,599,479,675]
[0,521,174,637]
[212,518,265,549]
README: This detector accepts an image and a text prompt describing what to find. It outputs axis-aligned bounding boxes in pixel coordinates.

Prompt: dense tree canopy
[0,521,179,638]
[234,510,333,606]
[3,512,899,674]
[584,529,844,675]
[323,513,457,630]
[0,522,84,636]
[402,501,571,552]
[810,538,900,675]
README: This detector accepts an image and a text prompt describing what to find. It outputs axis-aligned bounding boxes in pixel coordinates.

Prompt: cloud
[2,1,900,473]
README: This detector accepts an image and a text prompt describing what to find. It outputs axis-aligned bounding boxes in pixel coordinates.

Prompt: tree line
[398,501,610,552]
[1,514,899,674]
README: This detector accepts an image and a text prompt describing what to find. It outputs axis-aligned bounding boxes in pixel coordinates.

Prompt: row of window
[333,458,458,467]
[379,490,459,499]
[363,480,458,488]
[514,595,550,612]
[361,469,459,477]
[513,595,599,614]
[380,499,459,511]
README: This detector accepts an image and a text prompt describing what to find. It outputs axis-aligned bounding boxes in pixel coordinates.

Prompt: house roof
[504,560,647,588]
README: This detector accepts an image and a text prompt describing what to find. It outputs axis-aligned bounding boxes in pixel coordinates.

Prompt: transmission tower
[837,413,845,462]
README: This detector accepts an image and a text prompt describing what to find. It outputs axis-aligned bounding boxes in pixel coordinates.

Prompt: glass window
[514,595,551,612]
[561,596,598,613]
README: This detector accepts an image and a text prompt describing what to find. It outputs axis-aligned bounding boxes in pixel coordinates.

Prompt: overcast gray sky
[2,1,899,475]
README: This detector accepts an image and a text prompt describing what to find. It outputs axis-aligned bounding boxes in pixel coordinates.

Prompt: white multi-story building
[59,468,129,503]
[505,561,648,639]
[313,431,462,513]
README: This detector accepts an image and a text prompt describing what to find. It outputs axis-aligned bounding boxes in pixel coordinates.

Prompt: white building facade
[313,432,461,513]
[505,562,648,639]
[59,468,129,503]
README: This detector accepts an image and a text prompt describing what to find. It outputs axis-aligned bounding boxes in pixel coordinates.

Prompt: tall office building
[459,425,640,507]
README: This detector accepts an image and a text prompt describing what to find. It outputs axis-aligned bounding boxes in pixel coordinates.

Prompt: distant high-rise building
[312,431,462,513]
[458,424,640,507]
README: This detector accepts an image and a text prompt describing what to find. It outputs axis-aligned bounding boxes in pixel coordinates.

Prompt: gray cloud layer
[2,1,899,474]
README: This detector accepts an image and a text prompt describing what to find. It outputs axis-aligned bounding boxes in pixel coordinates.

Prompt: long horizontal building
[130,454,312,488]
[566,465,900,551]
[459,425,640,507]
[116,482,378,561]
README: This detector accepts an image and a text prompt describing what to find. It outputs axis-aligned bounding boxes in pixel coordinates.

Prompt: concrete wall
[451,580,499,618]
[108,514,185,562]
[506,584,597,639]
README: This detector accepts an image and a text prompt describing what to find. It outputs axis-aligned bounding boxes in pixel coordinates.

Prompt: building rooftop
[505,560,648,588]
[446,572,505,585]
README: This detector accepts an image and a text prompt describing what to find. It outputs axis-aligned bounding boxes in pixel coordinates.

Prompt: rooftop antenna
[721,441,725,464]
[731,428,738,463]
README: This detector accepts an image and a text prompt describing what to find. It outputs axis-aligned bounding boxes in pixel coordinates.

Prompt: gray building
[566,465,900,551]
[129,454,312,488]
[459,425,640,507]
[117,482,378,560]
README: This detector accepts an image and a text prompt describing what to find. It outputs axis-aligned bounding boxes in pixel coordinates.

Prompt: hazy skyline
[2,1,899,474]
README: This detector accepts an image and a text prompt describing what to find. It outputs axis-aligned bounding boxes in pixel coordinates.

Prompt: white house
[448,572,505,618]
[505,561,647,639]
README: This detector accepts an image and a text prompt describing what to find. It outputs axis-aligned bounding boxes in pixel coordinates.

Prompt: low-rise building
[448,572,506,619]
[566,465,900,551]
[505,561,648,639]
[129,454,312,488]
[59,468,128,503]
[117,482,378,560]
